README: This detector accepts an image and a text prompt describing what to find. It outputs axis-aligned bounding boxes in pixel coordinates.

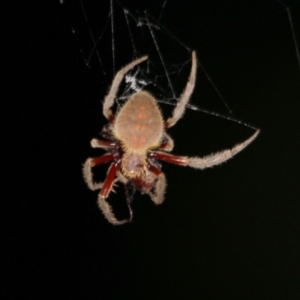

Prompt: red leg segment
[108,114,115,123]
[147,161,162,176]
[149,151,188,166]
[99,162,120,198]
[157,140,170,150]
[90,153,114,167]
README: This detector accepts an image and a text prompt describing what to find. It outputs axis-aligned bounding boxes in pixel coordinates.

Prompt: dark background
[3,0,300,298]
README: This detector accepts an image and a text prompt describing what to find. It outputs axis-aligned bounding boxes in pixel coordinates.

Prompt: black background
[3,0,300,299]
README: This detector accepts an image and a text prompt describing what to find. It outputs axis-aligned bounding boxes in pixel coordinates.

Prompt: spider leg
[150,130,259,169]
[90,138,116,149]
[117,171,135,220]
[123,182,135,221]
[103,55,148,120]
[149,173,166,205]
[83,153,114,191]
[98,162,132,225]
[147,162,167,205]
[165,51,197,128]
[157,132,174,152]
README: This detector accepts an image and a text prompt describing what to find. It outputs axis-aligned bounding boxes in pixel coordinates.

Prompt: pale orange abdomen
[114,91,164,151]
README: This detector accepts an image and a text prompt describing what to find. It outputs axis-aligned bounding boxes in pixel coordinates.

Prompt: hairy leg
[165,51,197,128]
[146,161,166,205]
[149,173,166,205]
[103,56,148,120]
[157,132,174,152]
[150,130,259,169]
[83,153,114,190]
[90,138,116,149]
[98,162,132,225]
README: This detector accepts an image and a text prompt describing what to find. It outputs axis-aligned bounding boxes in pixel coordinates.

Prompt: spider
[83,51,259,225]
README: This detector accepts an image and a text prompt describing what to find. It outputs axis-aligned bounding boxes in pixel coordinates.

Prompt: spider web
[60,0,300,133]
[60,0,197,108]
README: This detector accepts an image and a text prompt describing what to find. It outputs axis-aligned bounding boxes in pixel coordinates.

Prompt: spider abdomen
[114,91,164,151]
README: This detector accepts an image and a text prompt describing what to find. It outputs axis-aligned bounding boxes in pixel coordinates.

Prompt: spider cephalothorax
[83,51,259,225]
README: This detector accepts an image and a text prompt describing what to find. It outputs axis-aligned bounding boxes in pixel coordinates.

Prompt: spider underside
[83,51,259,225]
